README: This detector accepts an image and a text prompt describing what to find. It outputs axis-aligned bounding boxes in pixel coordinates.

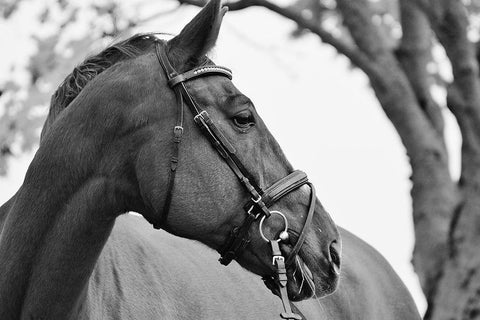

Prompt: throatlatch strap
[155,122,183,229]
[151,43,185,229]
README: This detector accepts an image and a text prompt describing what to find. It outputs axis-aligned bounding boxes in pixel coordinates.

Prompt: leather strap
[271,241,302,320]
[285,182,315,266]
[152,43,185,229]
[244,171,308,212]
[168,65,232,87]
[263,171,308,206]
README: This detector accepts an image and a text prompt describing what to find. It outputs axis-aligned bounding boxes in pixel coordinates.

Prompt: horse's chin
[263,254,339,302]
[287,255,316,301]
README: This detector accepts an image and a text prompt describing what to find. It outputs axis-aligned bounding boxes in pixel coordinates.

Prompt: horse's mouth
[288,255,316,301]
[262,254,315,301]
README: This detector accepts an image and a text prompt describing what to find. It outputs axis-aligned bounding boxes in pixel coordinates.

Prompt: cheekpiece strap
[155,43,178,81]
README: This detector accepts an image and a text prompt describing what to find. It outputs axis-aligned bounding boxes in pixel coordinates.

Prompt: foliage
[0,0,140,174]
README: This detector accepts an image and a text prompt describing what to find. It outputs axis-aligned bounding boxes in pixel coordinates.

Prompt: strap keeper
[168,74,186,87]
[170,156,178,171]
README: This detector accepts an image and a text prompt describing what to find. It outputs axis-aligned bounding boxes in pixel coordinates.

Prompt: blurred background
[3,0,480,318]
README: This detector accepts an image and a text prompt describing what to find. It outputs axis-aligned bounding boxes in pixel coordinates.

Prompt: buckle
[246,194,264,219]
[272,255,285,265]
[247,205,261,219]
[252,194,262,203]
[193,110,209,123]
[199,110,209,119]
[193,114,204,124]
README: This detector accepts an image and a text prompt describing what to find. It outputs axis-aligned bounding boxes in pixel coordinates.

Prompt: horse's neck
[0,171,120,319]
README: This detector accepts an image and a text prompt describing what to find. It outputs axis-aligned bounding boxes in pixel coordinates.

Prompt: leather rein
[152,42,315,320]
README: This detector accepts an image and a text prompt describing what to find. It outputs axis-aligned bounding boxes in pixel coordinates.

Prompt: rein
[152,42,316,320]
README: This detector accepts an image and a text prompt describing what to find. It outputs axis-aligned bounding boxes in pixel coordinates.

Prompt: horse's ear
[167,0,227,71]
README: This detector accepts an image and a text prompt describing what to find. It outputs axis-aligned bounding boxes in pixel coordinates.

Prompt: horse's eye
[232,112,255,130]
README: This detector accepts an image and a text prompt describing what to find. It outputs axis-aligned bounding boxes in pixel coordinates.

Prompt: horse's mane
[40,33,158,140]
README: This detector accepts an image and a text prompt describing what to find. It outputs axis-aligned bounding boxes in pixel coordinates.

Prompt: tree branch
[335,0,441,151]
[179,0,255,11]
[397,0,444,136]
[419,1,480,166]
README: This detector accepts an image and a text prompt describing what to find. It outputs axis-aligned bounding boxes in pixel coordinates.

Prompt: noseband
[152,42,315,320]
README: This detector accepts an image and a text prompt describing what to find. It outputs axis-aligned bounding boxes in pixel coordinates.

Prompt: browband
[168,66,232,87]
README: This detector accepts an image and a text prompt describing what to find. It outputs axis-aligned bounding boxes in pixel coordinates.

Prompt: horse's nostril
[328,241,341,274]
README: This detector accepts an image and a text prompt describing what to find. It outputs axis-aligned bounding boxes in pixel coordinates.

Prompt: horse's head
[44,0,340,302]
[130,0,341,301]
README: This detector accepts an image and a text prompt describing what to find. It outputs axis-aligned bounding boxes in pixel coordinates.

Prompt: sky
[0,0,464,314]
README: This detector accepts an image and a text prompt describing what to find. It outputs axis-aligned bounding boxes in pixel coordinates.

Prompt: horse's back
[86,215,420,320]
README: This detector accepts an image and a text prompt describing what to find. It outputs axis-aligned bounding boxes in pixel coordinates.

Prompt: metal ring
[258,210,289,243]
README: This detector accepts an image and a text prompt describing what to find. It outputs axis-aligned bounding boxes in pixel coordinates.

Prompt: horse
[0,0,421,319]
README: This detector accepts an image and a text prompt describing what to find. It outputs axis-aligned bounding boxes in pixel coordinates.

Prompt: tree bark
[414,1,480,318]
[335,1,458,310]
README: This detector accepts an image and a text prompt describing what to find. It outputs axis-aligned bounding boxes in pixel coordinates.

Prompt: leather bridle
[151,41,315,320]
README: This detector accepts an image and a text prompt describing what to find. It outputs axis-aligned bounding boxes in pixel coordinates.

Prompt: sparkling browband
[167,65,232,88]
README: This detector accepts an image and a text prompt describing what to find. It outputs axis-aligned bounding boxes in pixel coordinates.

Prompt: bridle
[151,41,316,320]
